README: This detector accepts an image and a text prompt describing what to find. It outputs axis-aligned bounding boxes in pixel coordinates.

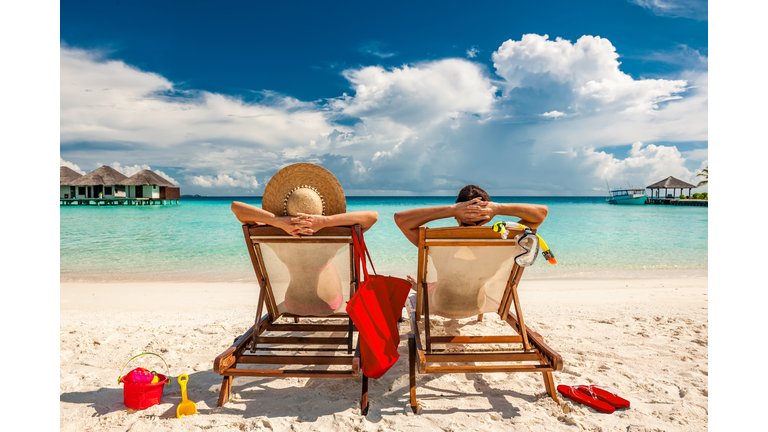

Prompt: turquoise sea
[60,197,707,282]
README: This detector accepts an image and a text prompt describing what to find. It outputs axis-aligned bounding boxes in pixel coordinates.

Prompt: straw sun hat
[262,163,346,216]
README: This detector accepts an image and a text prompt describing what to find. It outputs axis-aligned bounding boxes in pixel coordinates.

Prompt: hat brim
[262,163,346,216]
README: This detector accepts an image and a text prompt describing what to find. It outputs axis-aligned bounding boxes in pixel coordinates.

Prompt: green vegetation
[679,194,687,199]
[691,192,708,200]
[696,166,708,187]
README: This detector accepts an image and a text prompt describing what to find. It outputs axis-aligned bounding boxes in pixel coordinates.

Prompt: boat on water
[606,188,647,205]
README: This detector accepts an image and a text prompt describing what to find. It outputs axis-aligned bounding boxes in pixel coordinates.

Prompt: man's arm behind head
[394,204,461,247]
[489,202,549,229]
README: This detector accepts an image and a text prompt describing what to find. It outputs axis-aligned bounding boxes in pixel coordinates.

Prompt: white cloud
[110,162,150,177]
[60,157,85,174]
[359,41,396,58]
[153,170,177,185]
[466,46,479,58]
[629,0,707,21]
[188,172,259,189]
[60,45,338,149]
[372,141,403,162]
[632,44,708,70]
[336,58,497,127]
[60,34,707,196]
[492,34,688,113]
[682,148,708,161]
[517,71,707,148]
[588,141,698,186]
[108,162,178,184]
[542,110,566,119]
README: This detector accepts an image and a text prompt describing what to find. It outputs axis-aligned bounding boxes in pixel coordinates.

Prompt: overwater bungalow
[61,165,181,205]
[60,167,83,199]
[119,169,180,205]
[67,165,128,202]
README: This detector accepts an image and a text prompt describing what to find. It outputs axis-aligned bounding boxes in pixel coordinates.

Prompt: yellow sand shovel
[176,374,197,418]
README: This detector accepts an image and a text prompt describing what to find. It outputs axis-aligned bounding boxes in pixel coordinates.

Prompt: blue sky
[59,0,709,195]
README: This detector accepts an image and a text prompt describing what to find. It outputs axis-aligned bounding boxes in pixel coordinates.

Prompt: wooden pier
[646,198,707,207]
[60,198,180,206]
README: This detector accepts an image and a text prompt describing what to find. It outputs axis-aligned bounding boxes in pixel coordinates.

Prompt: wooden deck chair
[407,226,563,413]
[214,224,371,414]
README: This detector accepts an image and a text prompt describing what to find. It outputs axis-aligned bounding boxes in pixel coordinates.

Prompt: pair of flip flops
[556,385,630,414]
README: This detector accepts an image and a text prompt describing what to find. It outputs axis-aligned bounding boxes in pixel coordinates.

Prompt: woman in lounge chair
[231,163,378,316]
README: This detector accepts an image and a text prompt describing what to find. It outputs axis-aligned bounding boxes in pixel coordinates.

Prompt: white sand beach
[60,278,708,431]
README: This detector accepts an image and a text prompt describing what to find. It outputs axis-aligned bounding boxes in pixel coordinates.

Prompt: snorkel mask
[492,221,557,267]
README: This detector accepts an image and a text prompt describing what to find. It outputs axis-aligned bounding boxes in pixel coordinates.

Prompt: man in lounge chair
[394,184,548,247]
[396,186,560,409]
[394,184,548,287]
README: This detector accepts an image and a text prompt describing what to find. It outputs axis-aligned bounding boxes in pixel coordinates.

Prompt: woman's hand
[268,216,303,238]
[288,213,329,237]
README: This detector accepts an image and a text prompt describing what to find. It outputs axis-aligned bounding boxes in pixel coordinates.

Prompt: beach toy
[123,367,157,384]
[176,374,198,418]
[556,385,615,413]
[575,385,630,409]
[492,221,557,265]
[118,352,171,410]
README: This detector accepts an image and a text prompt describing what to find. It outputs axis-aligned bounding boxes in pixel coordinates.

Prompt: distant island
[181,194,206,198]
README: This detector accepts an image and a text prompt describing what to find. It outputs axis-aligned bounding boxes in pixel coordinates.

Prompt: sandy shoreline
[61,277,708,431]
[59,267,708,283]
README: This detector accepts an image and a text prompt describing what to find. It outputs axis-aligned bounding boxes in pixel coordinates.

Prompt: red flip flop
[556,385,615,414]
[575,385,630,409]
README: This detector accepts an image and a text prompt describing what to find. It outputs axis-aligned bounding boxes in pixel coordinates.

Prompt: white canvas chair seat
[259,242,351,316]
[425,243,521,319]
[407,226,562,414]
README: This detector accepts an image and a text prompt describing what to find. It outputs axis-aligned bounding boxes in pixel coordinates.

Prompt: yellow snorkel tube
[537,233,557,265]
[492,221,557,265]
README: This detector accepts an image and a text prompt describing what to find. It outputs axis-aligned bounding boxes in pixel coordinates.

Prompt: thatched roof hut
[646,176,697,189]
[646,176,698,199]
[70,166,128,186]
[60,166,83,186]
[119,169,175,187]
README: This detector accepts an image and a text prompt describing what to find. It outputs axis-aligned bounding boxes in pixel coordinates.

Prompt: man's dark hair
[456,185,490,203]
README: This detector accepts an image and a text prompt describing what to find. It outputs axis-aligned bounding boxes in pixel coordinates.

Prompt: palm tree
[696,166,708,187]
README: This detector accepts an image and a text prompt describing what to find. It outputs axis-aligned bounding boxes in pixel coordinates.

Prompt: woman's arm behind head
[297,211,379,234]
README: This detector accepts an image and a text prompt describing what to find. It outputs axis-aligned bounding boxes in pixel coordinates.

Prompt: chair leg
[361,374,369,416]
[217,375,233,407]
[477,313,483,322]
[542,371,559,403]
[408,334,420,413]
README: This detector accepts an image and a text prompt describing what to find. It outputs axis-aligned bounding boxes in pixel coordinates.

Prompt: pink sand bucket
[118,352,171,409]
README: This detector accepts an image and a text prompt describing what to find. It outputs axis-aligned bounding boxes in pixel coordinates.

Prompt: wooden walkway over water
[60,198,180,206]
[646,198,708,207]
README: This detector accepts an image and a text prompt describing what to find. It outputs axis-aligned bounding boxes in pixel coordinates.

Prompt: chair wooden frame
[214,224,371,414]
[407,226,563,413]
